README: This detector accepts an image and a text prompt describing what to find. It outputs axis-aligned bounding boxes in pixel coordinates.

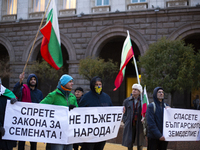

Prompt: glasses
[157,91,164,94]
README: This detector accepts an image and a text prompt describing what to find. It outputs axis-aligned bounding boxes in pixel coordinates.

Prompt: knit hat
[75,87,84,93]
[132,84,143,94]
[59,74,73,86]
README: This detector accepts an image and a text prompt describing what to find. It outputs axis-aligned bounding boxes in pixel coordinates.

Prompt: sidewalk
[13,142,147,150]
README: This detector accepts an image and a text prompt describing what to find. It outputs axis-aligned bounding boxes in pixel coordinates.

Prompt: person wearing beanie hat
[73,87,84,150]
[40,74,78,150]
[146,87,170,150]
[74,87,84,105]
[122,83,145,150]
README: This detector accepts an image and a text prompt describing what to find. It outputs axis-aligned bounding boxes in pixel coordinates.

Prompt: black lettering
[21,107,26,115]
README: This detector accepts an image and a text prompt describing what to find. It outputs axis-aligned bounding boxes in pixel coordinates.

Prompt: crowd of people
[0,73,171,150]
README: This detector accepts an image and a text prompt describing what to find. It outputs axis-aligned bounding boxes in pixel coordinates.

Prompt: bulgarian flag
[40,0,63,70]
[0,85,16,99]
[142,86,149,117]
[113,31,134,91]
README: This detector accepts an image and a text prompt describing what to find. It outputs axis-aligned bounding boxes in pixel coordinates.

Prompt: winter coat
[40,88,78,107]
[79,76,113,107]
[13,74,43,103]
[0,94,16,149]
[146,87,169,139]
[122,96,145,148]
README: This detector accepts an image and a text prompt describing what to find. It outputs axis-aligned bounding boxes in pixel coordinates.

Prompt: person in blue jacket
[79,76,113,150]
[146,87,170,150]
[12,72,43,150]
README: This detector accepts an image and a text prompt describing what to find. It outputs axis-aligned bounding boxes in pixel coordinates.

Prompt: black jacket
[13,74,43,103]
[146,87,169,139]
[0,95,16,149]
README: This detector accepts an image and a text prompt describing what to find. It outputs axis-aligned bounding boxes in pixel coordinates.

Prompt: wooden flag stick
[22,0,52,73]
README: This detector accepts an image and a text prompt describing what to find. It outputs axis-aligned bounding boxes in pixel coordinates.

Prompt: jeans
[50,144,73,150]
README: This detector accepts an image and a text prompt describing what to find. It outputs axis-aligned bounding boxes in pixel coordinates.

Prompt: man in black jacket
[146,87,170,150]
[0,78,17,150]
[13,72,43,150]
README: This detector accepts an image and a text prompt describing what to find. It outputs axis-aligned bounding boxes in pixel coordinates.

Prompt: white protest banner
[163,108,200,141]
[3,100,123,144]
[3,100,69,144]
[67,106,123,144]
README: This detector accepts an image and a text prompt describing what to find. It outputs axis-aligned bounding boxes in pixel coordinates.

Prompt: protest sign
[3,100,123,144]
[3,100,69,144]
[67,106,123,143]
[163,108,200,141]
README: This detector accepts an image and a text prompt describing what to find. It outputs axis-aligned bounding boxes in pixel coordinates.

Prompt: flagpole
[22,0,52,74]
[133,55,140,84]
[128,30,141,150]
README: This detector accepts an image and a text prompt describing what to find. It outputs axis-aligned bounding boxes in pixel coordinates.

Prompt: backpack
[143,102,166,136]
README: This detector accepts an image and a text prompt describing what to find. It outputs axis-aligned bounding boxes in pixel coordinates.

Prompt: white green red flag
[142,86,149,117]
[113,31,134,91]
[40,0,63,70]
[0,85,16,99]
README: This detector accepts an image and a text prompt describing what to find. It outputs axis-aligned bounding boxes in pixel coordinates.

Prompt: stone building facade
[0,0,200,107]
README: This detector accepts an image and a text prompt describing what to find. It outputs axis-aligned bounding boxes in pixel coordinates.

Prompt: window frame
[7,0,17,14]
[63,0,76,9]
[33,0,45,12]
[96,0,109,6]
[131,0,146,3]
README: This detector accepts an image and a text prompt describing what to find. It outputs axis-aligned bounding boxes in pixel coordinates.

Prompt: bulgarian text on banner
[163,108,200,141]
[3,101,123,144]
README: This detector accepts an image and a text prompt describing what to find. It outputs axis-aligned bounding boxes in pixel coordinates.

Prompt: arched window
[7,0,17,14]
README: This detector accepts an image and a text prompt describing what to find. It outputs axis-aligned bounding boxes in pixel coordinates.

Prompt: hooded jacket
[40,74,78,107]
[13,74,43,103]
[79,76,113,107]
[146,87,169,139]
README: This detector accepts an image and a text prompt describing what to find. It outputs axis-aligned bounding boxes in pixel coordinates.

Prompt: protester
[40,74,78,150]
[74,87,84,105]
[193,95,199,110]
[146,87,170,150]
[122,84,144,150]
[73,87,84,150]
[0,78,17,150]
[79,76,113,150]
[12,72,43,150]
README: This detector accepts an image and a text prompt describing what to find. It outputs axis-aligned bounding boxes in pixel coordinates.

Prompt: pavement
[13,142,148,150]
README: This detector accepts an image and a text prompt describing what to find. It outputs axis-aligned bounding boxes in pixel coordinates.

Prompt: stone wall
[0,6,200,103]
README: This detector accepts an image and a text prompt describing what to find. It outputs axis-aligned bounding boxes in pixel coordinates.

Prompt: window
[7,0,17,14]
[131,0,146,3]
[33,0,45,12]
[63,0,76,9]
[96,0,109,6]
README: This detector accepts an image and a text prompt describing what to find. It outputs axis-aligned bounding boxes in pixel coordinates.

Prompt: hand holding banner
[3,100,123,144]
